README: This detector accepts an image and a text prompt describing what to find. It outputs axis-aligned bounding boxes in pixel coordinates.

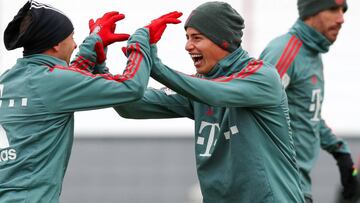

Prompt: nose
[74,42,78,50]
[185,40,194,52]
[337,8,345,24]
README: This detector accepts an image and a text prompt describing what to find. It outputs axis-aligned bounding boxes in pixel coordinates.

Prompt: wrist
[333,152,352,163]
[72,34,103,72]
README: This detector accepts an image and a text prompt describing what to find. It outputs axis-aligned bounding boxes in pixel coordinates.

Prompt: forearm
[150,46,282,107]
[114,88,194,119]
[320,119,351,154]
[70,34,100,72]
[115,101,183,119]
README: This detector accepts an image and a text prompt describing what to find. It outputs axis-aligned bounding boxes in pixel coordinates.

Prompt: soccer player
[114,2,305,202]
[0,0,164,201]
[260,0,358,202]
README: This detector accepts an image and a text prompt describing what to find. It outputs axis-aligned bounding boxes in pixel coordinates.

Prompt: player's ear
[52,43,61,52]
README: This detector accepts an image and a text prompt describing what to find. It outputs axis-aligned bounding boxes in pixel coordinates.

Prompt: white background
[1,0,359,137]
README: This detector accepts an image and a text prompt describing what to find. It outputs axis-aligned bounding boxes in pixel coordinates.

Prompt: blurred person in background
[0,0,156,202]
[260,0,359,202]
[113,1,305,202]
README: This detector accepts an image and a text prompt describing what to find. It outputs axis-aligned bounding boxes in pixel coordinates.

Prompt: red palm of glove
[145,11,182,44]
[89,11,130,47]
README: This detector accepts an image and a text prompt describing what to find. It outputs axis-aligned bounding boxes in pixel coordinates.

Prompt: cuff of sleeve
[71,34,102,72]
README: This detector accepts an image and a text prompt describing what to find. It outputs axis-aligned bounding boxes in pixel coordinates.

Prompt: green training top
[0,29,151,203]
[260,19,351,199]
[115,28,305,203]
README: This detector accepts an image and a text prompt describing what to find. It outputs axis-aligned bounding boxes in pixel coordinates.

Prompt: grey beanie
[298,0,348,20]
[184,1,244,53]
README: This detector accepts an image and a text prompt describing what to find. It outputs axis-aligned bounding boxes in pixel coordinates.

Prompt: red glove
[89,11,130,64]
[89,11,130,46]
[145,11,182,44]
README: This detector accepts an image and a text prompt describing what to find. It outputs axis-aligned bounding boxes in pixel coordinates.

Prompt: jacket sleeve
[260,39,294,89]
[32,29,152,113]
[114,87,194,119]
[320,119,351,154]
[150,46,283,108]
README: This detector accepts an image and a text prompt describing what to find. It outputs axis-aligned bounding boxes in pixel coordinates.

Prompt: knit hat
[184,1,244,53]
[4,0,74,56]
[298,0,348,20]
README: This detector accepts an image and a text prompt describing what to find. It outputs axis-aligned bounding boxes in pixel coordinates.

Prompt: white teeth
[190,54,202,58]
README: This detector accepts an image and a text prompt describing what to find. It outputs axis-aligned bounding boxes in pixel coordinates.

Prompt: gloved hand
[89,11,130,64]
[333,152,359,199]
[89,11,130,46]
[145,11,182,44]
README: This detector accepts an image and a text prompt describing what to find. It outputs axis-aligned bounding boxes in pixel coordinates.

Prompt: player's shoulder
[266,33,296,51]
[243,59,279,78]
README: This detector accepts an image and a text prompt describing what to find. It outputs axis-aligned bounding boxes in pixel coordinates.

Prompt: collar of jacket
[201,47,253,79]
[290,19,331,54]
[18,54,68,68]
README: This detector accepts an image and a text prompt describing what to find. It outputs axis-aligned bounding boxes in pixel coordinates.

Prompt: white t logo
[197,121,220,157]
[309,89,321,121]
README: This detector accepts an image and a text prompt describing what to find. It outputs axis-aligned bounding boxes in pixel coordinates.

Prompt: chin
[328,37,337,43]
[196,69,206,75]
[327,33,339,43]
[195,67,202,74]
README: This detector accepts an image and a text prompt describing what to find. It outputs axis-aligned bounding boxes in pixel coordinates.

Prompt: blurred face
[304,7,345,43]
[185,27,230,75]
[57,32,77,64]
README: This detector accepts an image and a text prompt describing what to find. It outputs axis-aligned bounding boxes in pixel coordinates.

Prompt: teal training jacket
[0,29,151,203]
[260,19,351,199]
[115,28,305,203]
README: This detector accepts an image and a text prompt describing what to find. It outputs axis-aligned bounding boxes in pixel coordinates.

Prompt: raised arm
[150,46,283,108]
[33,13,152,113]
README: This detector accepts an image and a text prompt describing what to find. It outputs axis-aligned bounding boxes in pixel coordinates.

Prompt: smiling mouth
[190,53,203,66]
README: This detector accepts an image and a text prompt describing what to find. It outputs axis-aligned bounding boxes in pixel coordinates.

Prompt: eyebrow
[187,33,203,37]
